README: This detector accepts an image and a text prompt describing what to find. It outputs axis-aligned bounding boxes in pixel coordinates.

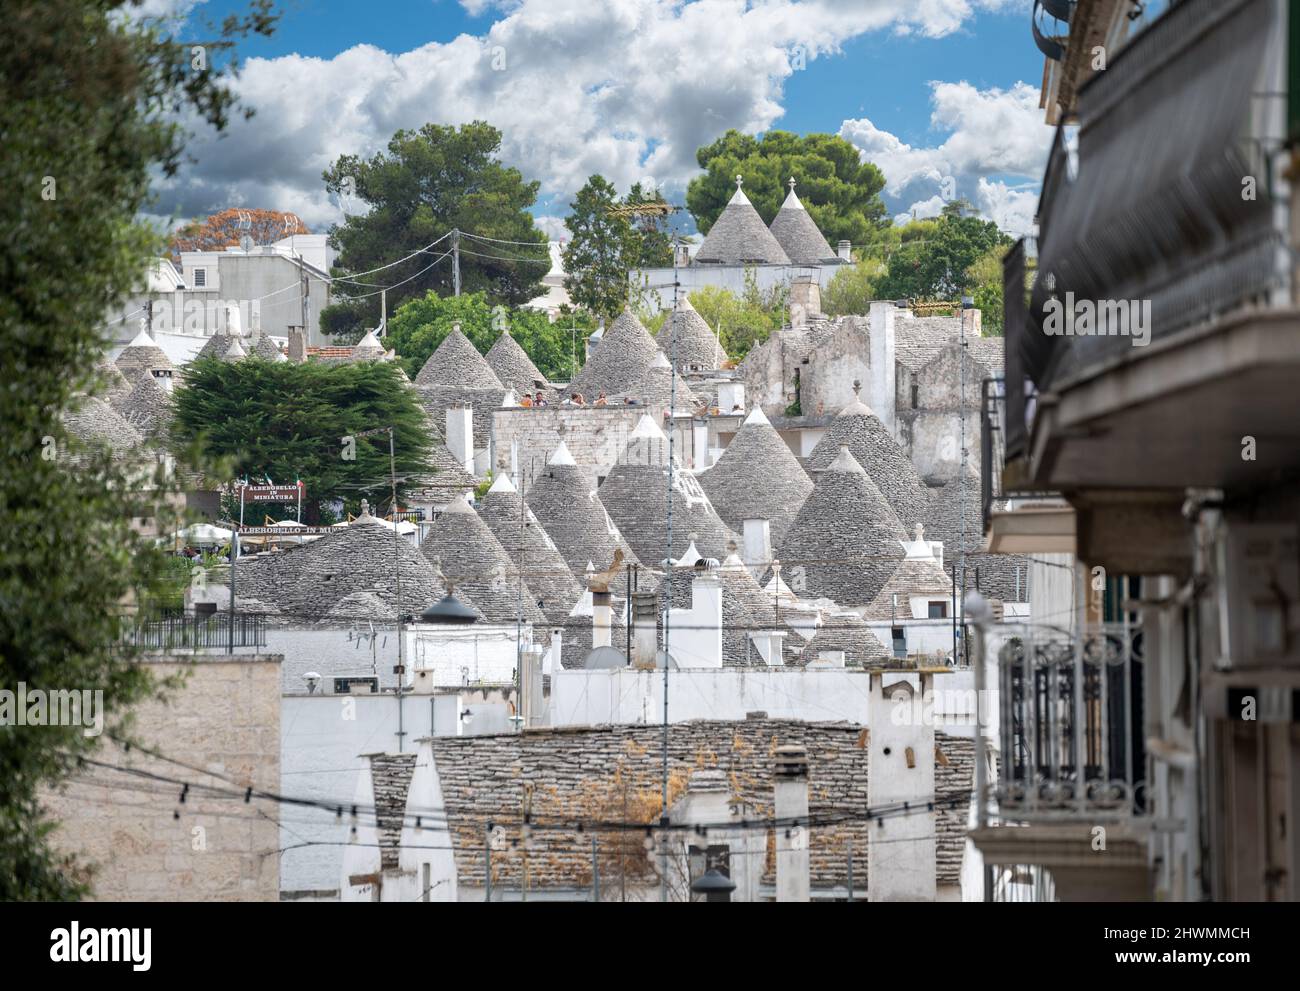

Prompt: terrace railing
[123,612,267,650]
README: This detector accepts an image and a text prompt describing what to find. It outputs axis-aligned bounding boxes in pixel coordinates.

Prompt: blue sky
[156,1,1051,237]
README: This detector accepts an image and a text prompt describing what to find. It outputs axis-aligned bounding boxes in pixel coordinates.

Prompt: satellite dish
[581,646,627,670]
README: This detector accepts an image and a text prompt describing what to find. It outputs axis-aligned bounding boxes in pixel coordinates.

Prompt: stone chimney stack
[631,590,658,668]
[742,519,771,577]
[446,406,473,472]
[592,589,612,649]
[519,645,545,727]
[961,305,983,338]
[789,276,820,324]
[774,744,811,902]
[287,326,307,363]
[867,302,897,436]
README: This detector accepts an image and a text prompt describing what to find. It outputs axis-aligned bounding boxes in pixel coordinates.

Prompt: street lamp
[690,869,736,903]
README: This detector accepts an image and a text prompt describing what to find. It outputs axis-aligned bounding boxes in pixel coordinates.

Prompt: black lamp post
[690,869,736,903]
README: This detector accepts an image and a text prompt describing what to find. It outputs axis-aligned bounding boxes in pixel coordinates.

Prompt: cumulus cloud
[840,79,1048,234]
[153,0,1007,230]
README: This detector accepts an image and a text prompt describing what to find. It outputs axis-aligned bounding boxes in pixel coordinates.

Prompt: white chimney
[867,672,937,901]
[867,301,896,436]
[749,628,787,667]
[717,381,745,415]
[631,590,658,668]
[446,406,473,472]
[692,418,711,469]
[742,519,771,577]
[592,590,612,649]
[774,745,811,902]
[837,239,852,263]
[519,645,545,727]
[151,368,174,393]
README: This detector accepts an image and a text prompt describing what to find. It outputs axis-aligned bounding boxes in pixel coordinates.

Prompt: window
[890,627,906,659]
[911,383,919,409]
[192,267,207,287]
[928,601,948,619]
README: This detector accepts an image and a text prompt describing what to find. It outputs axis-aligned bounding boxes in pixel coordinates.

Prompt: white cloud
[839,79,1048,233]
[154,0,1008,229]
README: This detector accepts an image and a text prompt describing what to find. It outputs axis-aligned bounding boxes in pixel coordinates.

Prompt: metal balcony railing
[122,612,267,650]
[996,622,1148,820]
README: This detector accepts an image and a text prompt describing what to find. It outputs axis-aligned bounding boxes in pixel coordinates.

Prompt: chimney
[867,302,896,436]
[789,276,820,324]
[961,305,982,338]
[749,627,787,667]
[691,418,711,469]
[716,381,745,415]
[519,645,545,727]
[446,406,473,472]
[675,243,691,268]
[631,590,658,668]
[592,590,612,649]
[742,519,771,577]
[867,671,937,901]
[287,326,307,363]
[774,745,810,902]
[151,368,175,393]
[837,239,852,263]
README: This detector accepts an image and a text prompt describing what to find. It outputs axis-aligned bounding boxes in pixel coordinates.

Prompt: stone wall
[40,653,282,901]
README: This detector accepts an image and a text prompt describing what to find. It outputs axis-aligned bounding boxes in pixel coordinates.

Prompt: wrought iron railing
[996,623,1147,820]
[123,612,267,650]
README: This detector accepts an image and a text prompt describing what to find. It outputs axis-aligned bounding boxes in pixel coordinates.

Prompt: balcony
[996,623,1147,821]
[122,611,268,650]
[1010,0,1300,498]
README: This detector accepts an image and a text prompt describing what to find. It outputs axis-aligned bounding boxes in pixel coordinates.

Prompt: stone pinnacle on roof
[415,324,504,389]
[478,471,584,625]
[694,175,791,266]
[774,445,907,608]
[420,497,546,624]
[654,295,727,372]
[770,177,839,265]
[805,386,929,531]
[698,404,812,547]
[569,308,660,397]
[487,326,550,396]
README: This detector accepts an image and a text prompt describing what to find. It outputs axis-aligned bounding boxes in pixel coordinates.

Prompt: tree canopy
[873,201,1012,302]
[171,359,434,522]
[686,130,888,244]
[322,121,550,340]
[1,0,277,898]
[169,207,308,259]
[386,290,598,383]
[561,175,674,318]
[686,271,788,363]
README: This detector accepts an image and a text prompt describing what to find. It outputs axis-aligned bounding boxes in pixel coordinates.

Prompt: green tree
[171,359,434,522]
[874,206,1012,302]
[822,255,886,316]
[322,121,550,340]
[385,290,597,382]
[687,270,788,363]
[561,176,674,318]
[1,0,277,899]
[966,245,1006,336]
[686,130,887,244]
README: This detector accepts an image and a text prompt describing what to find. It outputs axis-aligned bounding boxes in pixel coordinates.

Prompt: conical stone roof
[613,353,699,411]
[695,180,790,265]
[654,296,727,372]
[775,445,906,607]
[569,309,660,397]
[351,328,388,362]
[698,405,812,547]
[524,441,644,578]
[60,395,144,457]
[420,498,547,624]
[864,524,954,621]
[234,509,472,623]
[114,329,173,379]
[111,372,173,438]
[769,181,838,265]
[415,326,504,389]
[477,474,583,625]
[805,395,929,531]
[95,360,133,400]
[598,415,737,564]
[799,611,892,668]
[486,329,549,396]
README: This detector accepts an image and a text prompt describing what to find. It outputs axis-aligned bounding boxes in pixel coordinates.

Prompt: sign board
[240,483,304,503]
[234,525,334,536]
